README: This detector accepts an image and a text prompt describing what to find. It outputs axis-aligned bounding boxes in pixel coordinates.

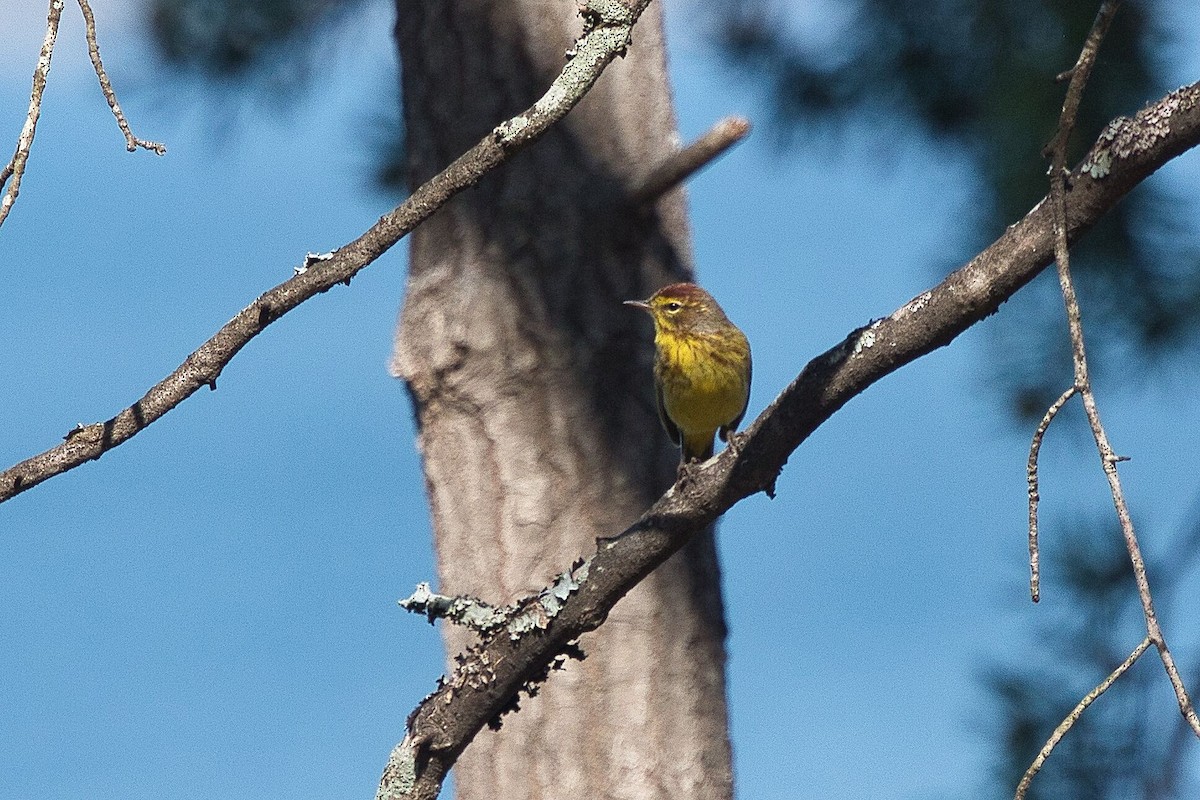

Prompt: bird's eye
[665,301,683,313]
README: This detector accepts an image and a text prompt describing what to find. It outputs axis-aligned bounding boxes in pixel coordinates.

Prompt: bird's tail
[681,432,715,463]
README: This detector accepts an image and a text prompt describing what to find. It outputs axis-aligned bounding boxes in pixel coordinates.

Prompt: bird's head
[624,282,727,335]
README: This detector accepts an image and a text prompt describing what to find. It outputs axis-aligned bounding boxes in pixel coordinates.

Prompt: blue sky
[2,1,1199,799]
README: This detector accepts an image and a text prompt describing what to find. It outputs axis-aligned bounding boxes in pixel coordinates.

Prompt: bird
[625,282,752,463]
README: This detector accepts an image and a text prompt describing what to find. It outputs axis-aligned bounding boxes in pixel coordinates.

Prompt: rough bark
[391,3,733,799]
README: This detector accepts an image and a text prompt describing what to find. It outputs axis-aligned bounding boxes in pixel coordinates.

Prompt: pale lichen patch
[852,325,879,356]
[1080,85,1197,178]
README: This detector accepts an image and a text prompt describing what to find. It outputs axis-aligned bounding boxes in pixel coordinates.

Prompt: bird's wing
[656,380,681,446]
[725,355,752,437]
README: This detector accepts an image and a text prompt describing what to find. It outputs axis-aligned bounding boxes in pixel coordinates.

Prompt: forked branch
[1022,1,1200,795]
[1014,637,1152,800]
[0,0,163,231]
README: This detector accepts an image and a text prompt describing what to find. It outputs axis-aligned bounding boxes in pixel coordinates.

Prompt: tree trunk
[391,2,732,798]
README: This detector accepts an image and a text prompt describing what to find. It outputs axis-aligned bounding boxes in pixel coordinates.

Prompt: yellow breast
[655,333,749,436]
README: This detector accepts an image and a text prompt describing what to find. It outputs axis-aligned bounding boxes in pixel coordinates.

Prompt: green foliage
[149,0,359,80]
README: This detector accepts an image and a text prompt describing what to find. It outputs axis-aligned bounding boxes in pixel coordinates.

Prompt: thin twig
[1150,698,1199,799]
[1040,1,1122,163]
[1026,385,1077,602]
[629,116,750,204]
[1042,0,1200,750]
[76,0,165,154]
[1014,636,1152,800]
[0,0,64,230]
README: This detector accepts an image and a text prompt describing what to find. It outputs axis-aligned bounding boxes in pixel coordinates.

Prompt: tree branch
[76,0,165,155]
[1041,0,1121,162]
[378,81,1200,800]
[0,0,655,506]
[1013,636,1152,800]
[0,0,64,230]
[1037,0,1200,756]
[1026,385,1077,602]
[630,115,750,204]
[1,0,164,231]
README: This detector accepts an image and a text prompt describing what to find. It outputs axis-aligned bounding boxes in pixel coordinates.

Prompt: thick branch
[630,116,750,203]
[379,82,1200,800]
[0,0,653,506]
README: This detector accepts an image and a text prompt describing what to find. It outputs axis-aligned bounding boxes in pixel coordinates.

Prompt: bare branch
[76,0,165,155]
[378,82,1200,800]
[1013,636,1152,800]
[630,116,751,204]
[1041,0,1200,743]
[0,0,656,505]
[2,0,164,229]
[1026,385,1077,602]
[0,0,64,230]
[1041,0,1122,163]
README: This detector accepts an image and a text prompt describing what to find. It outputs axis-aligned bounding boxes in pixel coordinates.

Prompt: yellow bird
[625,283,752,463]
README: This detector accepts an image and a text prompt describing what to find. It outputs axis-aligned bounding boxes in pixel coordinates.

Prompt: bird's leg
[720,428,741,459]
[676,453,707,486]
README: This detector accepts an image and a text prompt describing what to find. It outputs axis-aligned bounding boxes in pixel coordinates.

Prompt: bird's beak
[624,299,651,311]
